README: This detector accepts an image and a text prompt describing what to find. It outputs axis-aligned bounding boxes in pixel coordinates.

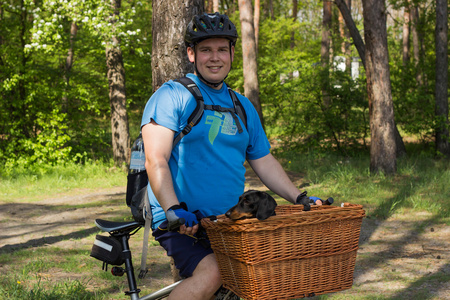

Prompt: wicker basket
[201,203,365,300]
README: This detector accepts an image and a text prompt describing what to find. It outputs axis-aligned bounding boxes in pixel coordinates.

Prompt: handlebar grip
[167,217,185,232]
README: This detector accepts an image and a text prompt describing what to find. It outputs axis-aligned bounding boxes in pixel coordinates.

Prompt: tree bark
[151,0,203,91]
[410,5,424,86]
[106,0,129,166]
[402,3,410,66]
[290,0,298,49]
[152,0,204,281]
[334,0,365,69]
[338,0,352,68]
[343,0,351,72]
[334,0,405,157]
[435,0,449,156]
[238,0,264,126]
[205,0,213,13]
[362,0,397,174]
[321,0,331,69]
[321,0,332,107]
[62,22,77,113]
[263,0,274,21]
[254,0,260,49]
[18,0,29,138]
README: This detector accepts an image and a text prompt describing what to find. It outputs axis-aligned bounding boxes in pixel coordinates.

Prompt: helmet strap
[195,63,227,88]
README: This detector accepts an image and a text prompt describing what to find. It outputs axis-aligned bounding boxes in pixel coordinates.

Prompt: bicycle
[92,218,239,300]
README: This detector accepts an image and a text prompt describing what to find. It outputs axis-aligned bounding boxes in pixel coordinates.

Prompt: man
[141,13,310,300]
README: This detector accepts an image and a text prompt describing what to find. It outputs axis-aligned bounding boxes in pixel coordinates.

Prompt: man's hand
[166,203,199,235]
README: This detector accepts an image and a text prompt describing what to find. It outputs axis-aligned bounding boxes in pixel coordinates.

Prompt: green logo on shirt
[205,112,238,145]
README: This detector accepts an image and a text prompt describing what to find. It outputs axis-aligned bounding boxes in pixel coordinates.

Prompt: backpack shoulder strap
[228,87,248,130]
[172,78,249,146]
[172,77,205,148]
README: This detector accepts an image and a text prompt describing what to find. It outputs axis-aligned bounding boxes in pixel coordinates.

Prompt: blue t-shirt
[141,73,270,229]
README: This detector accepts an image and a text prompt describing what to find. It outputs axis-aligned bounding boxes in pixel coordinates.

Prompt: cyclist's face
[188,38,234,89]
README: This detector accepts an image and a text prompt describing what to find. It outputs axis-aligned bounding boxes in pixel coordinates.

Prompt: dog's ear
[255,192,278,220]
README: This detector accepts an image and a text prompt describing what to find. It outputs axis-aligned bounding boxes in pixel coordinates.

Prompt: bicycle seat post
[118,233,140,300]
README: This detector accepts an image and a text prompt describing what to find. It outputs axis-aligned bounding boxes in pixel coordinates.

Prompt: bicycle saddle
[95,219,141,233]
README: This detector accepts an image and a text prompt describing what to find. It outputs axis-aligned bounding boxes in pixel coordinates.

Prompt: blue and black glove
[166,202,199,231]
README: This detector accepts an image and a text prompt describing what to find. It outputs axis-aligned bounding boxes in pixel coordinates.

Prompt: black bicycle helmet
[185,13,238,47]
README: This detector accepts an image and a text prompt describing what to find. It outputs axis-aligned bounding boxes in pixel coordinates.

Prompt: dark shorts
[152,221,214,278]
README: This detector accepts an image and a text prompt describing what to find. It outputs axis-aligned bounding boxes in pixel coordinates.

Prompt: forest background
[0,0,449,299]
[1,0,448,177]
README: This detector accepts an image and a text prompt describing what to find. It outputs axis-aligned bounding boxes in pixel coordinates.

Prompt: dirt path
[1,172,449,299]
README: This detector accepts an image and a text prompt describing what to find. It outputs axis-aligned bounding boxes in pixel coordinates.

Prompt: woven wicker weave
[201,203,365,300]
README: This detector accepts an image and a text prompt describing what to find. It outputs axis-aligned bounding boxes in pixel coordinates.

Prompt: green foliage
[387,0,444,143]
[233,14,369,154]
[0,0,152,170]
[0,0,447,168]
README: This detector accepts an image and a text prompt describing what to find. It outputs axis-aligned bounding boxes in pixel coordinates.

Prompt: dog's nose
[225,210,231,217]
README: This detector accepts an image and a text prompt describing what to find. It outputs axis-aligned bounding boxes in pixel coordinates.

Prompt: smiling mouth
[208,66,222,72]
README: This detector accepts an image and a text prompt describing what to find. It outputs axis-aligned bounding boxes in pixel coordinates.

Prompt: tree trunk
[338,0,352,72]
[263,0,274,20]
[254,0,260,49]
[152,0,203,91]
[321,0,332,107]
[343,0,351,72]
[410,5,423,86]
[62,22,77,113]
[435,0,449,156]
[362,0,397,175]
[289,0,298,81]
[213,0,219,12]
[106,0,129,167]
[402,3,410,66]
[334,0,406,157]
[238,0,264,126]
[205,0,213,13]
[290,0,298,49]
[20,3,28,137]
[152,0,204,282]
[321,0,331,68]
[334,0,365,69]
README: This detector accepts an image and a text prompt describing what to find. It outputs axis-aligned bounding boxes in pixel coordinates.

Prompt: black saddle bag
[90,235,125,269]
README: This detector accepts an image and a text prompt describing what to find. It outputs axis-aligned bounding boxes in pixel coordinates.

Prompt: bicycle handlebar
[167,217,186,232]
[166,207,217,232]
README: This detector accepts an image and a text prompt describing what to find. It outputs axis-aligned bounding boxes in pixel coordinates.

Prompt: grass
[277,150,449,222]
[0,278,101,300]
[0,150,448,299]
[0,160,126,202]
[0,246,110,299]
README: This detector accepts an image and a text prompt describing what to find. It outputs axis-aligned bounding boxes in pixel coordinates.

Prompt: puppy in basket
[225,190,277,221]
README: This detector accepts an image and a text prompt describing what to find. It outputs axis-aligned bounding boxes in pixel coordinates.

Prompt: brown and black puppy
[225,190,277,221]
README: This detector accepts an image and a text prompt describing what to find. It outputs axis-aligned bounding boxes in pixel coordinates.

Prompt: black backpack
[127,76,248,278]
